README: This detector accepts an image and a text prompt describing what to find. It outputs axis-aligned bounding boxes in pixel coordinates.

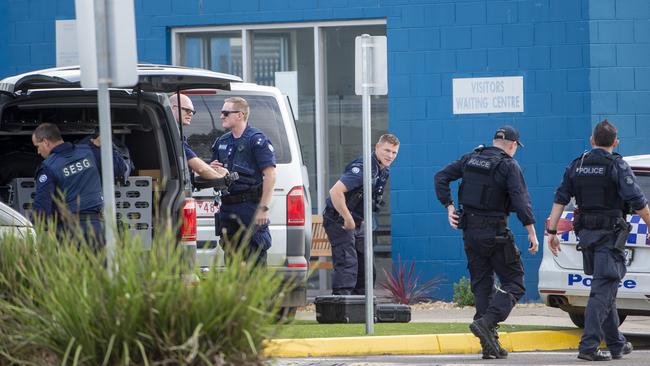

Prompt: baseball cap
[494,125,524,147]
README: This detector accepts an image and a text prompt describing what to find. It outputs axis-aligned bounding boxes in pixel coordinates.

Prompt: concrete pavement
[264,303,650,358]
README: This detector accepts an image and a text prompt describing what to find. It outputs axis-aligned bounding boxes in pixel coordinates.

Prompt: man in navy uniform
[170,93,229,180]
[323,134,400,295]
[434,126,539,359]
[210,97,276,266]
[547,120,649,361]
[32,123,112,247]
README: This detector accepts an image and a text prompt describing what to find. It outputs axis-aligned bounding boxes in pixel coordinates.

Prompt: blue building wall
[1,0,650,301]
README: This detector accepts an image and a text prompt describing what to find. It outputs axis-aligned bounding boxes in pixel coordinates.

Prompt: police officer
[434,126,539,359]
[210,97,276,266]
[324,134,400,295]
[170,93,229,180]
[32,123,107,247]
[547,120,649,361]
[77,134,131,185]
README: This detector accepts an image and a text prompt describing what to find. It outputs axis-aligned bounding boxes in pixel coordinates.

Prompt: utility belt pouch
[614,219,632,252]
[573,213,583,233]
[496,230,519,264]
[576,242,595,275]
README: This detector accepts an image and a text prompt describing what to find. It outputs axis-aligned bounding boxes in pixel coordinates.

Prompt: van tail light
[181,198,197,241]
[286,186,305,226]
[545,217,574,235]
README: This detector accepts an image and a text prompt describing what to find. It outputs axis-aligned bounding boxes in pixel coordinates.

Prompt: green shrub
[452,276,475,307]
[0,220,289,365]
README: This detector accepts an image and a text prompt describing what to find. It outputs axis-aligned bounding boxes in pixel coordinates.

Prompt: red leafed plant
[380,257,441,304]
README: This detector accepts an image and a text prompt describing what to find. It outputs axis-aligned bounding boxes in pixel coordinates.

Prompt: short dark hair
[593,119,617,147]
[33,123,62,143]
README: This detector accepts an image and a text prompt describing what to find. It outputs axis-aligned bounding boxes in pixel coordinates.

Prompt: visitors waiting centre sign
[452,76,524,115]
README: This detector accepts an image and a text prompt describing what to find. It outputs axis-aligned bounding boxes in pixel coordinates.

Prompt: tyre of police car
[568,311,627,328]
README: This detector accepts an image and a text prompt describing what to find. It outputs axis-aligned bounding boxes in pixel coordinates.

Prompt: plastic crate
[9,176,152,247]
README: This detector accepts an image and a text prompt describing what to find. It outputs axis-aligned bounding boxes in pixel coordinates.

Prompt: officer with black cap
[546,119,649,361]
[210,97,276,266]
[323,134,399,295]
[434,125,539,359]
[32,123,107,247]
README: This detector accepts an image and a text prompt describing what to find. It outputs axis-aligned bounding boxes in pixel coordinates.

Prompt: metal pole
[94,0,117,278]
[361,34,374,335]
[314,26,329,291]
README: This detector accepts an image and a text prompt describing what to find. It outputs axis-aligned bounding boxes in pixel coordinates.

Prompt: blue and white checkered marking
[559,211,649,246]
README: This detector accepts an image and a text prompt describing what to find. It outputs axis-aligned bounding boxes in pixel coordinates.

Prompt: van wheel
[568,311,627,328]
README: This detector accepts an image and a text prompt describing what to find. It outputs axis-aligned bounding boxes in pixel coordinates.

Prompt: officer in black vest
[547,120,649,361]
[210,97,276,266]
[323,134,399,295]
[434,125,539,359]
[31,123,105,248]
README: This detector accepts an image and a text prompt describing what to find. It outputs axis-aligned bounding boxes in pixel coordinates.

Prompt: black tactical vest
[458,148,509,213]
[573,152,623,213]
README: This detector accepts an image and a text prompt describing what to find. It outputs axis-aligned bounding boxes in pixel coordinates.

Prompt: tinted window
[182,94,290,164]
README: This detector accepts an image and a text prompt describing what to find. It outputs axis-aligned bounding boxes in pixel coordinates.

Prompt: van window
[183,94,290,164]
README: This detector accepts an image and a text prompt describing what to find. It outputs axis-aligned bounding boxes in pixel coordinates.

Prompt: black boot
[482,325,508,359]
[577,349,612,361]
[470,318,500,357]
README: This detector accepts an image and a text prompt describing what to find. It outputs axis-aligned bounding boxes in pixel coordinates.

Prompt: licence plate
[624,248,634,266]
[195,199,218,217]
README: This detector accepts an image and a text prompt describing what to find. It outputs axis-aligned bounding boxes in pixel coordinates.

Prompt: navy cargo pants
[578,229,627,355]
[463,223,525,326]
[323,211,375,295]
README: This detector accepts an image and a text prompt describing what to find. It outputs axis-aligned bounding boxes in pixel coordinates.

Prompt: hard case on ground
[376,303,411,323]
[314,295,376,324]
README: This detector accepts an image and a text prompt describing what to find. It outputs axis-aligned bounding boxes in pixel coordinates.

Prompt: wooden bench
[310,214,333,270]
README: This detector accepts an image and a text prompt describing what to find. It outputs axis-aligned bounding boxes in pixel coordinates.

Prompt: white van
[183,83,311,314]
[538,154,650,327]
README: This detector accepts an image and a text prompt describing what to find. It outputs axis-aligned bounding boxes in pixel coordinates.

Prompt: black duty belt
[575,212,621,230]
[464,213,507,229]
[221,190,261,205]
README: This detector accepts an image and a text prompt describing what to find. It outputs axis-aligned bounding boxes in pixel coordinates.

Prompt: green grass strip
[274,321,573,339]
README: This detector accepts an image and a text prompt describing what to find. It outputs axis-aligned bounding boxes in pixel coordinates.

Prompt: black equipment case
[376,303,411,323]
[314,295,376,323]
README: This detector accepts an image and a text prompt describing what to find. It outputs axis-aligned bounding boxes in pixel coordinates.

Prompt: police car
[538,154,650,327]
[0,201,34,240]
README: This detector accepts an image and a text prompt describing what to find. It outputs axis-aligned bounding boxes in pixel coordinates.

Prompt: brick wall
[589,0,650,154]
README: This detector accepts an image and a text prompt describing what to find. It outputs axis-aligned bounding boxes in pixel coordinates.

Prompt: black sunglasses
[181,107,196,116]
[221,110,241,117]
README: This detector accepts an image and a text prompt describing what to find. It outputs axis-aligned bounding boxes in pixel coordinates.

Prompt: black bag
[315,295,375,324]
[376,303,411,323]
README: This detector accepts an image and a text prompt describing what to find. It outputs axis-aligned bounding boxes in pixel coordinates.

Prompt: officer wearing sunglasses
[210,97,276,266]
[170,93,228,180]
